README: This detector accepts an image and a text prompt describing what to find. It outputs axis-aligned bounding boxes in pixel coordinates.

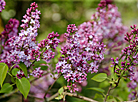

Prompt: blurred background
[1,0,138,41]
[0,0,138,102]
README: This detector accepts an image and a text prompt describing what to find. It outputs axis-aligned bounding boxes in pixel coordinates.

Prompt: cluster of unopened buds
[111,24,138,100]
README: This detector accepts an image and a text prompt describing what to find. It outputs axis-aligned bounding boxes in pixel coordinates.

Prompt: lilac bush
[0,0,138,102]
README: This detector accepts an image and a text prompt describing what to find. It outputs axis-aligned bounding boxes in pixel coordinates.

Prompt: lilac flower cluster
[111,25,138,100]
[30,67,43,78]
[0,2,41,67]
[56,24,105,92]
[16,70,26,79]
[0,18,19,52]
[90,0,128,47]
[38,32,59,63]
[0,0,5,12]
[0,2,59,79]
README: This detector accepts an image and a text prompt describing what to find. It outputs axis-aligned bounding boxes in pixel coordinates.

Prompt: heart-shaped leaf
[16,78,30,99]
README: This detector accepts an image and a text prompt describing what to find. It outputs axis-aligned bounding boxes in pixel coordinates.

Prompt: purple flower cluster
[0,0,5,12]
[38,32,59,63]
[0,2,41,67]
[56,24,105,92]
[0,2,59,79]
[0,18,19,51]
[30,67,43,78]
[90,0,128,47]
[16,70,26,79]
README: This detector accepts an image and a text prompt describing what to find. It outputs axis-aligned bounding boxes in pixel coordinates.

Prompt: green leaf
[0,63,8,86]
[12,68,20,76]
[107,98,117,102]
[88,87,105,93]
[16,78,30,99]
[11,77,15,83]
[55,95,63,100]
[94,93,103,101]
[18,62,27,77]
[32,60,46,69]
[99,80,109,88]
[41,66,48,70]
[91,73,107,82]
[58,87,64,95]
[0,83,13,93]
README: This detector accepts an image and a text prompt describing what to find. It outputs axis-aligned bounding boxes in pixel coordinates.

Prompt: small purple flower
[0,0,6,12]
[30,67,43,78]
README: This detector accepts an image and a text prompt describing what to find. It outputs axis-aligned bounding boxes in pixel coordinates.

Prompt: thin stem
[23,91,138,102]
[64,92,97,102]
[9,64,16,72]
[0,89,19,99]
[104,76,121,102]
[46,92,98,102]
[104,84,112,102]
[44,73,61,102]
[7,72,13,77]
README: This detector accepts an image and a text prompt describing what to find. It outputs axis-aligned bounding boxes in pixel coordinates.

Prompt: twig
[27,91,138,102]
[46,92,98,102]
[43,73,61,102]
[104,84,112,102]
[47,92,59,101]
[0,89,18,99]
[27,94,43,100]
[104,77,121,102]
[64,92,98,102]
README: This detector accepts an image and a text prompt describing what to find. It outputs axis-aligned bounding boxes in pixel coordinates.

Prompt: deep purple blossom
[0,2,59,80]
[0,0,6,12]
[56,24,105,92]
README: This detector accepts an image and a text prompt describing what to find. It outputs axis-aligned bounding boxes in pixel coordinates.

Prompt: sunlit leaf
[55,95,63,100]
[58,87,64,95]
[12,68,20,76]
[0,63,8,86]
[0,83,13,93]
[16,78,30,99]
[91,73,107,82]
